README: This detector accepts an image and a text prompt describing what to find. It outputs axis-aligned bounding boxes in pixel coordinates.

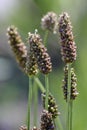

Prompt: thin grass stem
[33,77,38,126]
[45,75,49,110]
[55,116,64,130]
[34,77,45,93]
[70,100,73,130]
[43,30,49,46]
[67,63,71,130]
[27,77,32,130]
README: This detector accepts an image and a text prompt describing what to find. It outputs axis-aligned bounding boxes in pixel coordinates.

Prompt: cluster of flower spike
[7,11,78,130]
[28,30,52,74]
[42,93,59,118]
[7,26,52,75]
[40,110,55,130]
[7,26,27,73]
[62,65,78,101]
[58,12,77,63]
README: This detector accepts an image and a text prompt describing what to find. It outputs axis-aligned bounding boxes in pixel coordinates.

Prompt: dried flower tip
[62,65,68,101]
[40,110,55,130]
[19,125,27,130]
[58,12,77,63]
[41,12,58,34]
[28,31,52,74]
[42,93,59,119]
[7,25,27,73]
[70,68,79,100]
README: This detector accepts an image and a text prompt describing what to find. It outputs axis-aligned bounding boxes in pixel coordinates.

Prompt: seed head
[26,44,38,76]
[28,30,52,74]
[62,65,78,101]
[62,65,68,101]
[41,12,58,34]
[58,12,77,63]
[42,93,59,119]
[70,68,79,100]
[7,25,27,73]
[40,110,55,130]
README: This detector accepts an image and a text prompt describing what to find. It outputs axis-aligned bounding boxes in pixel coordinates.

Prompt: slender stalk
[34,77,45,93]
[55,116,64,130]
[27,77,32,130]
[33,77,38,126]
[45,75,49,110]
[43,30,49,46]
[43,30,49,110]
[70,100,73,130]
[67,63,71,130]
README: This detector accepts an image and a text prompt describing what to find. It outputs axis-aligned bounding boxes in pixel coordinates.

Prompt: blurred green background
[0,0,87,130]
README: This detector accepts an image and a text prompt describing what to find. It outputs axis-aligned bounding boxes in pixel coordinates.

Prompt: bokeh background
[0,0,87,130]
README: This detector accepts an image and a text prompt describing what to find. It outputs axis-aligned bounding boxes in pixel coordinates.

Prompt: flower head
[26,43,38,76]
[28,30,52,74]
[62,65,78,101]
[41,12,58,34]
[42,93,59,119]
[58,12,77,63]
[70,68,79,100]
[7,25,27,73]
[40,110,55,130]
[62,65,68,101]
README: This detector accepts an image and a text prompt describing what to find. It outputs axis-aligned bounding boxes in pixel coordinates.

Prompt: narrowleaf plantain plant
[7,11,78,130]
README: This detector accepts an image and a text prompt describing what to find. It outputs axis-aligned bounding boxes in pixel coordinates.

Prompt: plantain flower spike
[70,68,79,100]
[62,65,78,101]
[7,25,27,73]
[26,43,38,76]
[41,12,58,34]
[42,93,59,119]
[58,12,77,63]
[28,30,52,74]
[62,65,68,101]
[40,110,55,130]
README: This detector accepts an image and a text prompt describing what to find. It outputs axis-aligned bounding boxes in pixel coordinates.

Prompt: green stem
[27,77,32,130]
[55,116,64,130]
[43,30,49,46]
[70,100,73,130]
[45,75,49,110]
[67,63,71,130]
[33,77,38,126]
[34,77,45,93]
